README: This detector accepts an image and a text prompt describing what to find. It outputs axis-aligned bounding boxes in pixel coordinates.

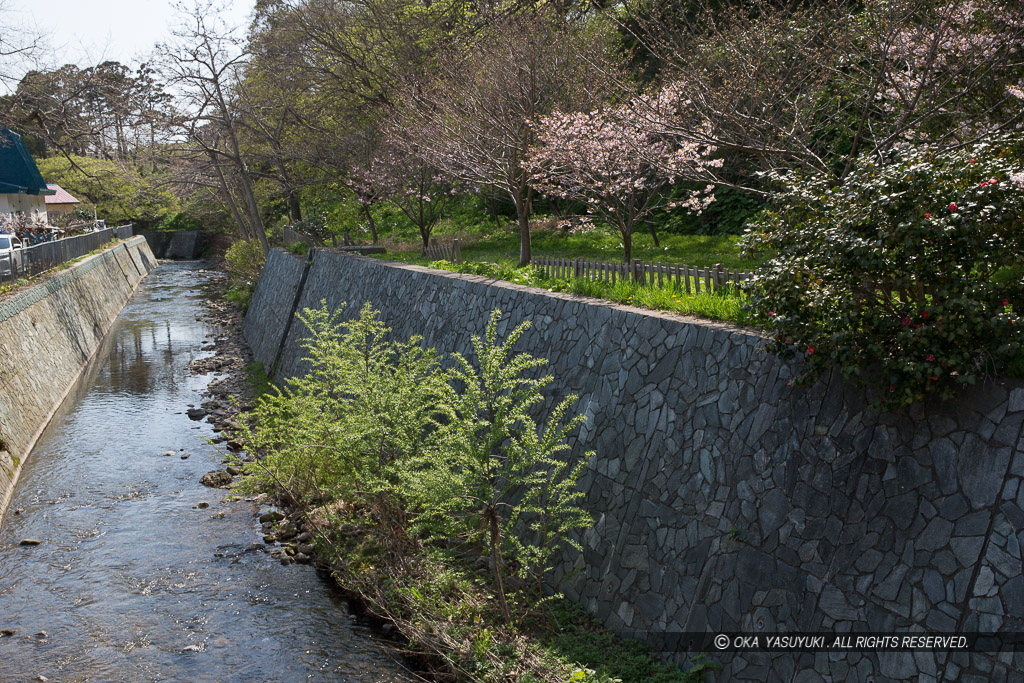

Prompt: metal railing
[0,224,134,284]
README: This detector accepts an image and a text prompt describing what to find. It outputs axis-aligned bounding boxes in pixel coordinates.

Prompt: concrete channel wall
[245,248,1024,682]
[139,230,203,259]
[0,236,157,522]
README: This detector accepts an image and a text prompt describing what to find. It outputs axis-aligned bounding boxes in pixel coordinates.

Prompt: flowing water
[0,262,415,682]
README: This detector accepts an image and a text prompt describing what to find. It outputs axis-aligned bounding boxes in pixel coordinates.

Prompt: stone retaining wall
[0,237,157,522]
[245,248,1024,682]
[241,248,308,373]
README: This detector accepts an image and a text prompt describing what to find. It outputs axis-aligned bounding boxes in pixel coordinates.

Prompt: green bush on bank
[223,239,267,309]
[235,303,704,681]
[742,136,1024,408]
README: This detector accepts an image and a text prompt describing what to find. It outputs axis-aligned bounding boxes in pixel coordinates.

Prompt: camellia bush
[743,136,1024,407]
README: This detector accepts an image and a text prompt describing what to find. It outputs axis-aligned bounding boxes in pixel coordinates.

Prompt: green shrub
[224,239,266,290]
[742,136,1024,407]
[399,310,593,621]
[237,302,446,505]
[239,303,593,620]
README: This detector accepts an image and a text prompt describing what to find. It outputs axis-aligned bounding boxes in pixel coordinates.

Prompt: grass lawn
[381,222,758,271]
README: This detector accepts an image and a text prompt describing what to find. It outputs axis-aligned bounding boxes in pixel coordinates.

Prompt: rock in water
[199,470,233,488]
[19,539,41,546]
[186,408,207,420]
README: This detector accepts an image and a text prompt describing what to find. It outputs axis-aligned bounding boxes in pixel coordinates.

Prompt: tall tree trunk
[513,193,531,266]
[361,204,378,244]
[287,190,301,221]
[210,152,252,241]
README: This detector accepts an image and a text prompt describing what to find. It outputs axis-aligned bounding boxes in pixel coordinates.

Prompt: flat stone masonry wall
[0,237,157,522]
[246,248,1024,682]
[241,248,308,373]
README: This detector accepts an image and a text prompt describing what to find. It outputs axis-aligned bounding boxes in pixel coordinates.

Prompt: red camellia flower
[1003,299,1010,306]
[949,203,958,212]
[926,354,935,362]
[921,311,929,319]
[902,317,911,325]
[981,181,988,187]
[806,346,815,354]
[970,158,976,163]
[929,376,939,381]
[924,213,931,218]
[991,178,998,185]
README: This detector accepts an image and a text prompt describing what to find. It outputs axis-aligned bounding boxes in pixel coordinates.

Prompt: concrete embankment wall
[140,230,203,259]
[0,236,157,521]
[245,248,1024,682]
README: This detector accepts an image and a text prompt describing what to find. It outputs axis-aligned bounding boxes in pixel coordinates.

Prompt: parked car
[0,234,25,279]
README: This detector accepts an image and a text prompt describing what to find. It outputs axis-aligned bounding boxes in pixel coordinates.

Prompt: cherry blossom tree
[527,102,719,263]
[391,10,618,265]
[351,146,452,250]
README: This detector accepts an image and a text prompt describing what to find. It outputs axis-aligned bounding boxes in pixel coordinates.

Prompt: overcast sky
[4,0,254,82]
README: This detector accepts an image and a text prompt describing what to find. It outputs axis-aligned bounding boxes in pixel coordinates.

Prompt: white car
[0,235,25,278]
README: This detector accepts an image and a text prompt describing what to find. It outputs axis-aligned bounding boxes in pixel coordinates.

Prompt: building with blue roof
[0,128,54,230]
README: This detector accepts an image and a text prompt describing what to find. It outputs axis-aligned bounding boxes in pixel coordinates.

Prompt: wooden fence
[532,256,753,294]
[422,239,462,264]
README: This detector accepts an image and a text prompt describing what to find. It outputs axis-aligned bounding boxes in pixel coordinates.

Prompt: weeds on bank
[243,361,274,398]
[235,303,710,682]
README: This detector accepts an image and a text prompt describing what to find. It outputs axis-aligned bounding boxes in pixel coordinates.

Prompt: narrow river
[0,262,415,682]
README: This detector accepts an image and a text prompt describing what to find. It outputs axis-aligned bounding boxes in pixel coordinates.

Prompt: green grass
[244,361,274,398]
[384,225,755,271]
[365,217,758,327]
[383,257,752,327]
[537,602,718,683]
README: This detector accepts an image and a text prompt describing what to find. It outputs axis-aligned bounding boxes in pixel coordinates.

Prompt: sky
[3,0,254,84]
